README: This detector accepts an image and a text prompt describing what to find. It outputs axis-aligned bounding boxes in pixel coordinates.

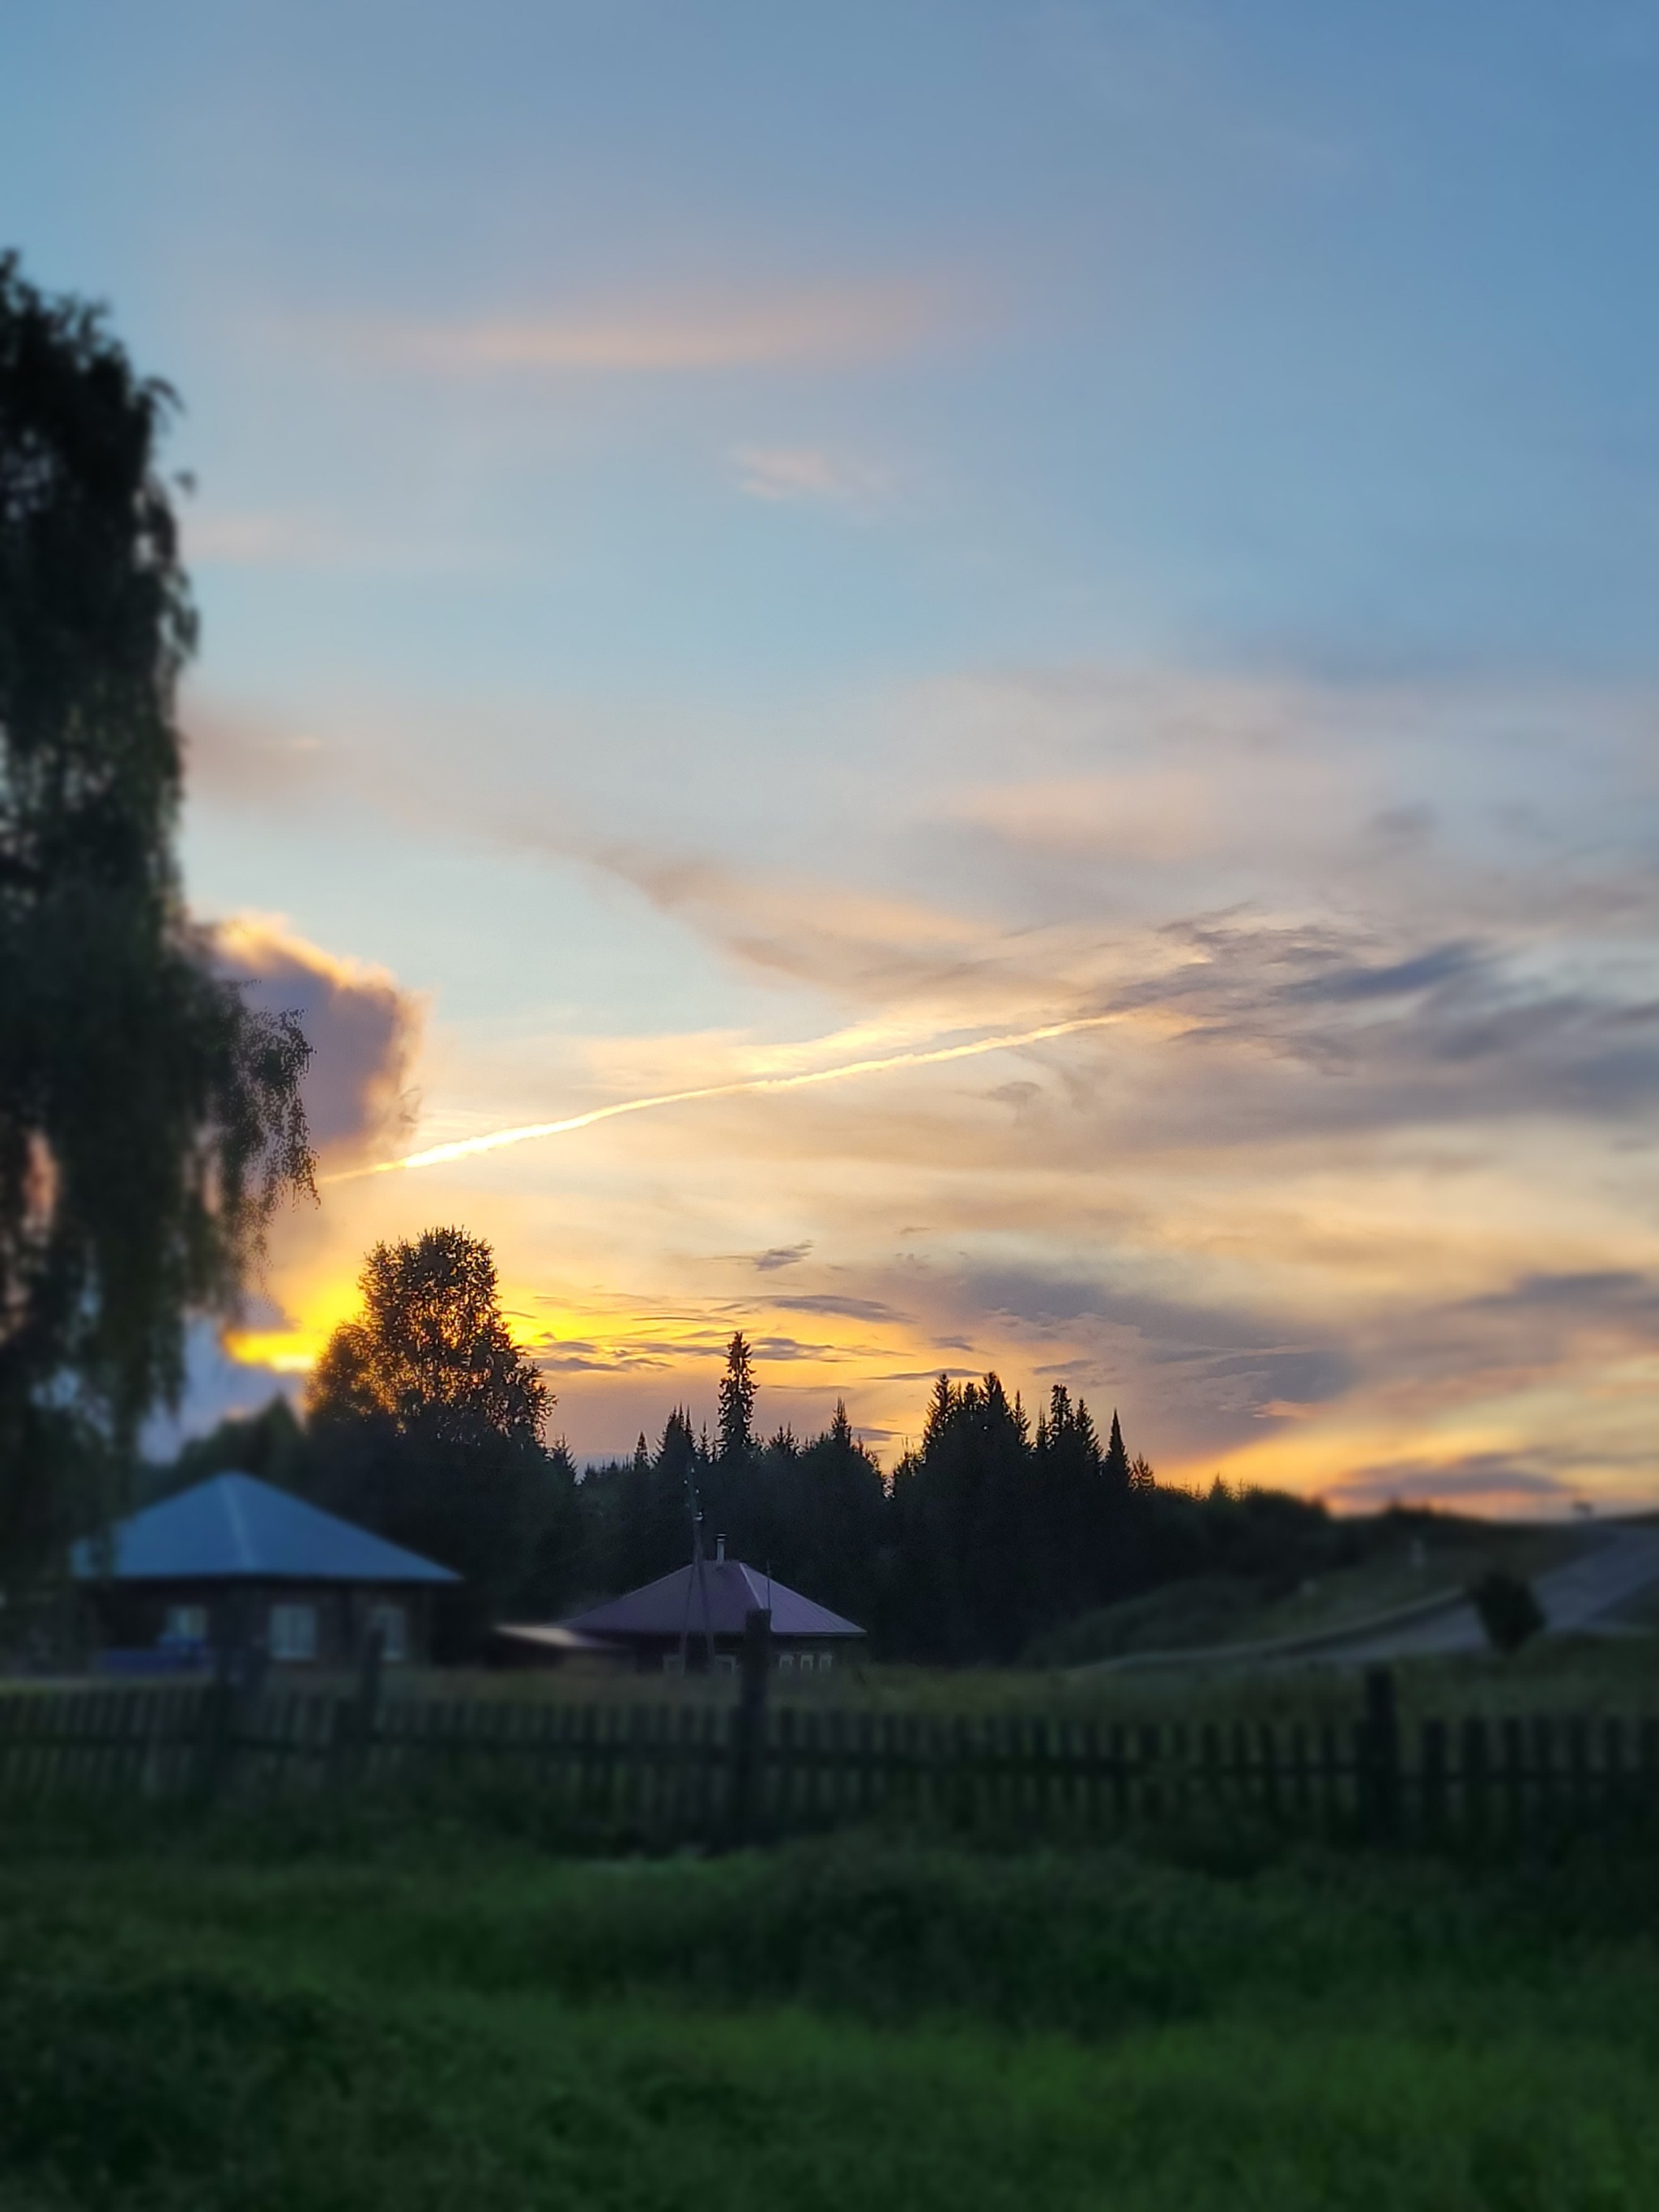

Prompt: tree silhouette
[717,1331,757,1463]
[0,254,313,1586]
[1102,1410,1132,1493]
[309,1227,549,1446]
[307,1229,568,1654]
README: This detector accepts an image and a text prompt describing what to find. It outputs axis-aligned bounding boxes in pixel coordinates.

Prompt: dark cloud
[1087,917,1659,1142]
[959,1263,1355,1417]
[1367,803,1435,846]
[535,1345,676,1374]
[1286,942,1477,1004]
[986,1080,1042,1113]
[768,1293,898,1321]
[211,918,421,1165]
[1463,1271,1659,1316]
[753,1242,812,1272]
[1329,1452,1576,1510]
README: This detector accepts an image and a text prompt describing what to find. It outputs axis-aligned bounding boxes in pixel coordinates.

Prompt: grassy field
[3,1807,1659,2210]
[1031,1518,1593,1667]
[400,1616,1659,1728]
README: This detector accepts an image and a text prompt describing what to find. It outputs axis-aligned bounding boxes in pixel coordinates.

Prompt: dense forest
[153,1230,1361,1664]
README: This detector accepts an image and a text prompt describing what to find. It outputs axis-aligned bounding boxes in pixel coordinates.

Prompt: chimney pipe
[716,1532,727,1564]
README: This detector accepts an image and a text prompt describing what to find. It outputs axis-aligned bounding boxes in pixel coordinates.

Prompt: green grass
[1034,1522,1593,1667]
[4,1811,1659,2209]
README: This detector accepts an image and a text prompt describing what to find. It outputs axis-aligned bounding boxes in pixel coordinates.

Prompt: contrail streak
[333,1009,1123,1182]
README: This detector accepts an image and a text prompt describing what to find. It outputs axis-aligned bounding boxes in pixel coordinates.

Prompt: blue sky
[6,2,1658,1504]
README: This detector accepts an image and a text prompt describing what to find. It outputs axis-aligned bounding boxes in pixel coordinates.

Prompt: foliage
[147,1286,1537,1672]
[3,1828,1659,2210]
[306,1229,573,1653]
[0,254,313,1588]
[572,1370,1329,1664]
[163,1330,1348,1664]
[574,1392,888,1631]
[1471,1567,1546,1655]
[716,1328,757,1463]
[309,1226,550,1444]
[143,1393,309,1502]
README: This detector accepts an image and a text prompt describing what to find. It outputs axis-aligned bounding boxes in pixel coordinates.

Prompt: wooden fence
[1,1670,1657,1848]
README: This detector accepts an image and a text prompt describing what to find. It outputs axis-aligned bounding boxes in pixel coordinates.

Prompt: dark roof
[71,1472,459,1587]
[561,1559,864,1642]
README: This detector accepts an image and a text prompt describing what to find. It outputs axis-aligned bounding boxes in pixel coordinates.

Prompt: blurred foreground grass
[3,1809,1658,2210]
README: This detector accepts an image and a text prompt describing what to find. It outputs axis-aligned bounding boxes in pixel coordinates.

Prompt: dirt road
[1328,1522,1659,1664]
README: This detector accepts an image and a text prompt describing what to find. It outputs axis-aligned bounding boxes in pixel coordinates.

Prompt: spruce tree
[1102,1409,1132,1493]
[716,1331,757,1463]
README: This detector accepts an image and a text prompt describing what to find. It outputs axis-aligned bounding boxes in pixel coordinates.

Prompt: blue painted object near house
[74,1472,458,1669]
[93,1643,211,1677]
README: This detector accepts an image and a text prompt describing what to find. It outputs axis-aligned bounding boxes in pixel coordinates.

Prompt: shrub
[1470,1569,1546,1655]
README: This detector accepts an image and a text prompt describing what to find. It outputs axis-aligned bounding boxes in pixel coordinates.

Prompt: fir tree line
[160,1234,1350,1664]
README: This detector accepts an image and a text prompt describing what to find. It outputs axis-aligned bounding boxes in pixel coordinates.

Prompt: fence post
[353,1626,385,1786]
[195,1603,260,1805]
[1421,1719,1448,1846]
[1362,1668,1400,1843]
[195,1673,237,1805]
[1500,1717,1525,1839]
[1461,1716,1491,1843]
[723,1607,771,1848]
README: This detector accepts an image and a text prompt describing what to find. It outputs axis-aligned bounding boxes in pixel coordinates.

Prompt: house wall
[86,1582,432,1668]
[616,1634,862,1677]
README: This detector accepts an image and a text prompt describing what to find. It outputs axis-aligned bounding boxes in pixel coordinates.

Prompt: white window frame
[796,1652,815,1673]
[268,1602,318,1662]
[714,1652,738,1675]
[367,1601,407,1664]
[818,1652,834,1673]
[163,1604,207,1643]
[776,1652,794,1672]
[663,1651,685,1676]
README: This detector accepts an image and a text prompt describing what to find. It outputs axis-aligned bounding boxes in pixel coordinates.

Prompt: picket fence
[0,1672,1657,1847]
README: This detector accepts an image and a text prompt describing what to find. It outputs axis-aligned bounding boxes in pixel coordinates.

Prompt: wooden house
[500,1538,865,1674]
[72,1471,458,1671]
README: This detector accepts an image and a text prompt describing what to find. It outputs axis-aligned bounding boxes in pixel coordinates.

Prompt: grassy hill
[1029,1515,1589,1668]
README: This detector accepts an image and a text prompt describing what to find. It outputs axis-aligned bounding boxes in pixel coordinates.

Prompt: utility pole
[676,1457,717,1674]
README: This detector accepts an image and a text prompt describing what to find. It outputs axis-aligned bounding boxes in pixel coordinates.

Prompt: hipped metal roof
[561,1558,864,1642]
[71,1472,459,1587]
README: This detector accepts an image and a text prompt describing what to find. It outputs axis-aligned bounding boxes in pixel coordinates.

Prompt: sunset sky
[6,3,1658,1508]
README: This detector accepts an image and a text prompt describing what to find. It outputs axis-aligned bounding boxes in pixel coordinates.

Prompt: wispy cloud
[185,510,336,566]
[182,508,496,574]
[753,1242,812,1272]
[731,445,890,511]
[1326,1453,1577,1511]
[337,279,960,377]
[198,664,1659,1502]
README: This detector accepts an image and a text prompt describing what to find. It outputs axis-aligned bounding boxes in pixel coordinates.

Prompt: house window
[776,1652,794,1672]
[797,1652,815,1673]
[663,1652,685,1676]
[162,1604,207,1644]
[714,1653,738,1675]
[367,1602,407,1664]
[269,1603,318,1662]
[818,1653,834,1673]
